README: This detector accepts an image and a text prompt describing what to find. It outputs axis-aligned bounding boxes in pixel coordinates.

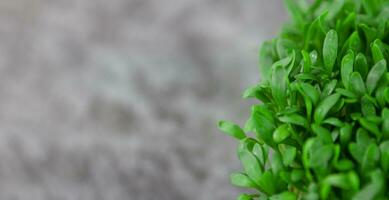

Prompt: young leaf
[352,170,384,200]
[218,121,246,140]
[273,124,290,143]
[379,141,389,172]
[323,117,344,127]
[321,80,338,98]
[252,143,268,166]
[298,82,320,105]
[272,64,288,108]
[230,172,257,188]
[280,144,296,166]
[311,124,333,144]
[354,53,368,79]
[239,150,263,186]
[314,93,341,123]
[366,59,387,94]
[336,88,358,99]
[258,171,276,195]
[309,144,334,168]
[362,0,382,15]
[278,113,308,128]
[323,171,359,190]
[359,118,381,139]
[371,40,384,64]
[340,123,352,146]
[245,105,276,146]
[361,143,380,172]
[341,51,354,90]
[349,72,366,95]
[323,30,338,73]
[361,95,376,116]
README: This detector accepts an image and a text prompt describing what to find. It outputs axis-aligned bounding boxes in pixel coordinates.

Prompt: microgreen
[218,0,389,199]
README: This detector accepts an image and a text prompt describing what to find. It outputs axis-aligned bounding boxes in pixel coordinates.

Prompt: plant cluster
[219,0,389,199]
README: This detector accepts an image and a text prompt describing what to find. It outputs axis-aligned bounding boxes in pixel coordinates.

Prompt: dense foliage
[218,0,389,199]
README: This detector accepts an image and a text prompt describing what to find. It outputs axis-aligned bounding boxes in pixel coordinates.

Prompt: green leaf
[252,143,268,166]
[383,116,389,139]
[239,150,263,186]
[309,144,334,168]
[278,113,308,127]
[362,0,382,15]
[279,144,296,166]
[344,31,361,53]
[302,50,312,73]
[297,82,320,105]
[341,51,354,89]
[218,121,246,140]
[245,105,276,146]
[361,95,376,116]
[322,117,344,127]
[349,129,373,164]
[334,159,354,171]
[304,183,319,200]
[379,141,389,172]
[349,72,366,95]
[323,30,338,73]
[305,13,328,50]
[321,80,338,98]
[291,169,304,182]
[359,118,381,139]
[366,59,387,94]
[371,40,384,64]
[272,63,289,108]
[336,88,358,99]
[272,151,285,174]
[323,171,359,190]
[352,170,385,200]
[314,93,341,123]
[238,138,259,156]
[385,87,389,103]
[258,171,277,195]
[269,192,297,200]
[375,85,387,107]
[361,143,380,173]
[273,124,291,143]
[230,172,257,188]
[340,123,352,146]
[311,124,333,144]
[354,53,368,79]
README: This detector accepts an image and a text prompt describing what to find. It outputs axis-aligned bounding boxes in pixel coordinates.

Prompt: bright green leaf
[323,30,338,73]
[218,121,246,140]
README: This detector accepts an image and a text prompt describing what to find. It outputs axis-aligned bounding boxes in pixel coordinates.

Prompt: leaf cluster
[219,0,389,199]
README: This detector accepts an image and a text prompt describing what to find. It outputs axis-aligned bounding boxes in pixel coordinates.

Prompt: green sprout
[218,0,389,199]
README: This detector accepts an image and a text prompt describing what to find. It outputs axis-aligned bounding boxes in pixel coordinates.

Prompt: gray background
[0,0,286,199]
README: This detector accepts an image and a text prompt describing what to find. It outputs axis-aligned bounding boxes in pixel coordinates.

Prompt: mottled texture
[0,0,285,199]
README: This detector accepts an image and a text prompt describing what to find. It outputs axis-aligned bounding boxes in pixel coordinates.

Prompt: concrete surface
[0,0,286,199]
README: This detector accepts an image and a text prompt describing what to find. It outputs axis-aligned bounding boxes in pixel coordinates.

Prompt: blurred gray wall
[0,0,286,199]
